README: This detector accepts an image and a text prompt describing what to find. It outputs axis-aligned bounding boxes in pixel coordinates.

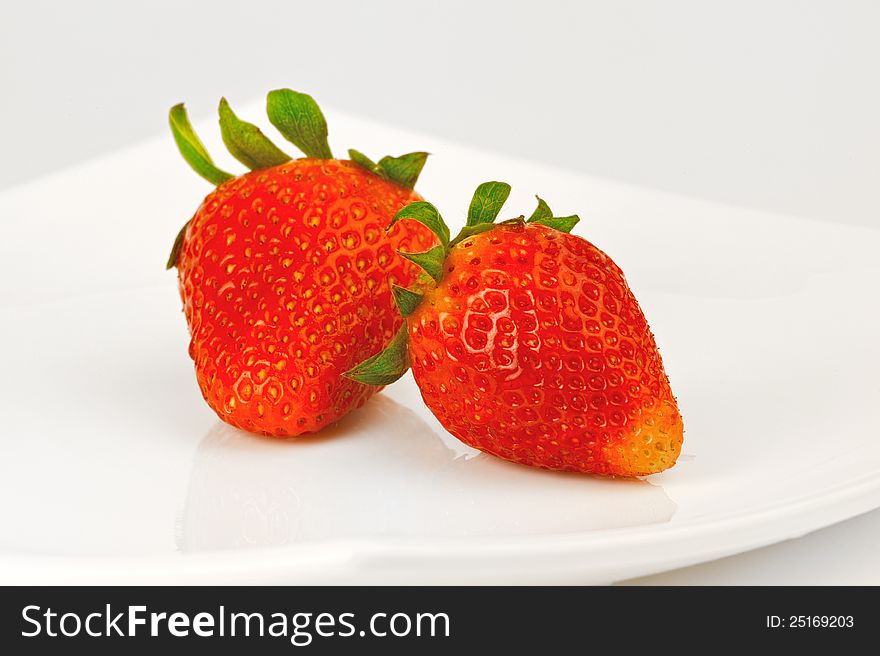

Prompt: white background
[3,0,879,584]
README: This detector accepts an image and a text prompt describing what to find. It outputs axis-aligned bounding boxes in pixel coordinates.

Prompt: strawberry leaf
[344,325,411,385]
[527,196,553,223]
[168,104,234,186]
[218,98,290,170]
[389,202,450,248]
[397,245,447,284]
[349,150,429,190]
[266,88,333,159]
[391,285,424,317]
[467,181,511,226]
[526,194,580,233]
[166,220,190,269]
[377,152,429,190]
[348,149,380,174]
[449,222,496,247]
[530,214,580,233]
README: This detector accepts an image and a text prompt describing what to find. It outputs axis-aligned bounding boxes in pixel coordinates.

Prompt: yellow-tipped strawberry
[347,183,683,476]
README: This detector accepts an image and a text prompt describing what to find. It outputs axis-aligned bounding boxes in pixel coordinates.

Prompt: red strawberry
[347,183,683,476]
[168,89,435,436]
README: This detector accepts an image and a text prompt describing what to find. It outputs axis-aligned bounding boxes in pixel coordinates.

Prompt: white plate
[1,104,878,584]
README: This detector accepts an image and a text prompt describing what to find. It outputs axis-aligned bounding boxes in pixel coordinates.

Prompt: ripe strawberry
[347,183,683,476]
[167,89,435,436]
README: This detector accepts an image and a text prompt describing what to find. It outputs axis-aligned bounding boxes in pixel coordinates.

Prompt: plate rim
[2,468,878,584]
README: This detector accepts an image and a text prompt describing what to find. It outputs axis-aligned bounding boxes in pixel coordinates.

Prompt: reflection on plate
[179,396,675,552]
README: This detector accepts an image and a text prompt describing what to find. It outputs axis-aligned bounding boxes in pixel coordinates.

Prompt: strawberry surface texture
[168,89,433,435]
[348,184,684,476]
[178,161,431,434]
[409,222,682,475]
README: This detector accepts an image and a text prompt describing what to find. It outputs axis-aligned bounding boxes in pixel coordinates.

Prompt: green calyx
[467,181,511,226]
[527,195,580,232]
[219,98,290,170]
[166,220,190,270]
[169,90,333,188]
[348,150,429,191]
[166,88,430,269]
[266,88,333,160]
[389,201,450,247]
[344,325,411,385]
[348,182,582,386]
[397,245,446,284]
[391,285,424,317]
[168,104,234,186]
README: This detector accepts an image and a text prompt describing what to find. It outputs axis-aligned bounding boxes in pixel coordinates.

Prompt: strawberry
[347,183,683,476]
[167,89,435,436]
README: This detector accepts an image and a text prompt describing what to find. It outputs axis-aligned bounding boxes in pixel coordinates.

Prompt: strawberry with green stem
[168,88,436,436]
[347,183,683,476]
